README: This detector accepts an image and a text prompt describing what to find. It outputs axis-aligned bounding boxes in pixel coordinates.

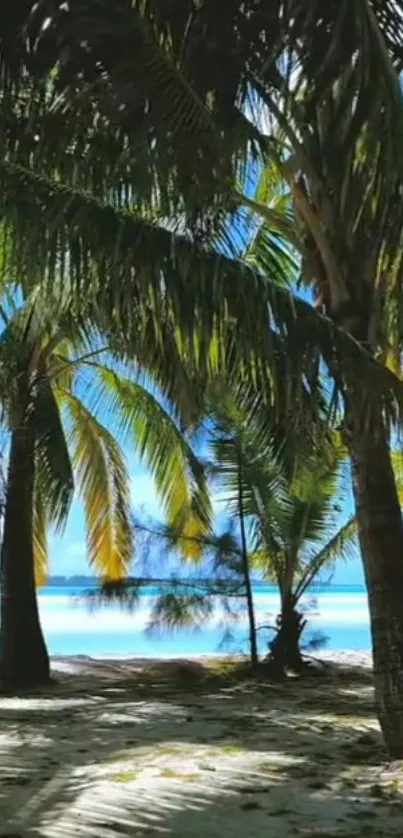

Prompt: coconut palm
[0,287,211,689]
[250,448,356,673]
[3,1,403,750]
[205,387,356,667]
[237,69,403,750]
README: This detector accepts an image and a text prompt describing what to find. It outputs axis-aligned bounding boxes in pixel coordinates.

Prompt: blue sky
[48,450,364,586]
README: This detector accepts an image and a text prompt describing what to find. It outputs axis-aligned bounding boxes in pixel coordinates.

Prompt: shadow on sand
[0,660,402,838]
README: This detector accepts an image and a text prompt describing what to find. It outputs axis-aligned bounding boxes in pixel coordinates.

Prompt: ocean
[37,584,372,658]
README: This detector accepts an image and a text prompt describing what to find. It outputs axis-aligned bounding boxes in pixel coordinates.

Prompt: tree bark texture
[349,407,403,758]
[0,415,50,689]
[268,593,305,673]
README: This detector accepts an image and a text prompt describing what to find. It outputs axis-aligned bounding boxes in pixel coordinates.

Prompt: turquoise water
[36,584,372,658]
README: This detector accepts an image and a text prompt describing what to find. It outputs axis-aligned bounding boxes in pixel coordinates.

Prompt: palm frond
[33,375,74,531]
[32,481,48,588]
[88,368,212,561]
[60,389,133,580]
[3,159,403,430]
[390,450,403,506]
[210,432,284,522]
[294,517,358,599]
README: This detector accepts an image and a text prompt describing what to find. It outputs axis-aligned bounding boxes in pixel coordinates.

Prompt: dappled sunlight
[1,660,403,836]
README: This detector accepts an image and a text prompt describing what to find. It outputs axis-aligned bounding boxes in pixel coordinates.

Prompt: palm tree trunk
[0,416,50,689]
[348,405,403,758]
[237,454,258,667]
[269,591,304,673]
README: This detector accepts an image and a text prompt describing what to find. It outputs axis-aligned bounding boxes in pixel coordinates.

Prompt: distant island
[47,575,272,587]
[47,576,97,587]
[45,576,354,589]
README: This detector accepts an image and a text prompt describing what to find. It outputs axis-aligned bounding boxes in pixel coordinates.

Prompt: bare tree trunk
[0,415,50,690]
[237,453,258,667]
[349,405,403,758]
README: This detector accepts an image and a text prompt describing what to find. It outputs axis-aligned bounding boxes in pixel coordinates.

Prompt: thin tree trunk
[0,414,50,689]
[348,405,403,758]
[237,454,258,667]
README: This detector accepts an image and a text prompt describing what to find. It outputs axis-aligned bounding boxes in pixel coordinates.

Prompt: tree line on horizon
[1,0,403,759]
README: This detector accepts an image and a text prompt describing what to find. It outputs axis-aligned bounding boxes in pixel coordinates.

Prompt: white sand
[1,651,402,838]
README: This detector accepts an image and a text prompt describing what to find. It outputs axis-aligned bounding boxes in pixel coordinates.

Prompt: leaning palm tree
[4,1,403,751]
[0,289,211,689]
[238,49,403,748]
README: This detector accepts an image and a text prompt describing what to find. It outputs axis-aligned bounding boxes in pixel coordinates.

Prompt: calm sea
[36,585,371,658]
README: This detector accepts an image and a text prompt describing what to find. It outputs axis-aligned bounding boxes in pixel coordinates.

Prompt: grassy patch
[218,743,245,755]
[208,660,240,676]
[258,759,313,779]
[388,778,402,797]
[157,744,183,756]
[369,780,403,802]
[110,770,141,783]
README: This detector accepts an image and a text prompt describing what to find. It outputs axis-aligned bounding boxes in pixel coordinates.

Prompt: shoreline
[50,649,374,678]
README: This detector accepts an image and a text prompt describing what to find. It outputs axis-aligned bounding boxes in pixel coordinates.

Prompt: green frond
[60,389,133,580]
[208,395,352,600]
[32,483,48,589]
[3,159,403,431]
[294,517,358,599]
[210,432,284,523]
[89,368,212,561]
[33,376,74,531]
[391,450,403,507]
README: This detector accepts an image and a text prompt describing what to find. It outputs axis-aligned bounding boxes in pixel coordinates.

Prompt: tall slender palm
[210,428,261,667]
[239,58,403,750]
[0,289,211,689]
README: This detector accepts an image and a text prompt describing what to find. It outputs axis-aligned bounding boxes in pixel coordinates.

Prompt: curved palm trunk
[349,406,403,757]
[0,417,50,689]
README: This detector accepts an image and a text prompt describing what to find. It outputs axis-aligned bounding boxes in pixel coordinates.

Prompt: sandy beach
[1,652,402,837]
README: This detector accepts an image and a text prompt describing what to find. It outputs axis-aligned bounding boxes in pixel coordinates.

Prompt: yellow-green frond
[33,486,48,588]
[392,450,403,507]
[294,517,358,599]
[90,369,213,561]
[59,389,133,580]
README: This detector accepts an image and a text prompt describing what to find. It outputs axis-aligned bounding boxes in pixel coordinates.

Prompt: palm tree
[250,446,356,673]
[0,289,211,689]
[4,1,403,750]
[236,49,403,749]
[208,430,266,668]
[205,387,356,667]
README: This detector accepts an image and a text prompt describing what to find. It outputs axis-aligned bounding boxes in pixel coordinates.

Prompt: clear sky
[48,451,364,586]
